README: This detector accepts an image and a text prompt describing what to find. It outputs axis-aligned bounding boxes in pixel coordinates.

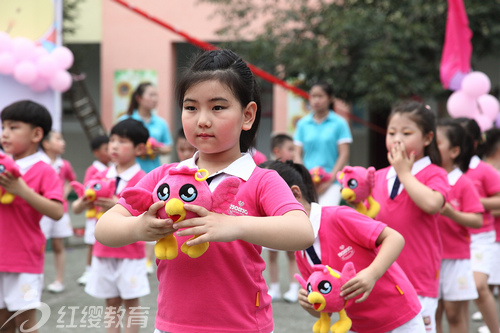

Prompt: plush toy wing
[211,177,241,213]
[294,273,308,290]
[70,181,85,198]
[121,187,155,213]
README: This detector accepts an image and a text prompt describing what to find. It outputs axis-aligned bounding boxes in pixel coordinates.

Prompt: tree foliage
[203,0,500,111]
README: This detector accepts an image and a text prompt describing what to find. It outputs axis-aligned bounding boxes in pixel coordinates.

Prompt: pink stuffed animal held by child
[121,165,240,260]
[142,137,165,160]
[71,178,116,219]
[0,152,21,204]
[295,263,356,333]
[336,166,380,218]
[310,167,332,187]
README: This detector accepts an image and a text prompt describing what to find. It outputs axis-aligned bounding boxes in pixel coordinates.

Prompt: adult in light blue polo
[120,82,173,174]
[294,82,352,206]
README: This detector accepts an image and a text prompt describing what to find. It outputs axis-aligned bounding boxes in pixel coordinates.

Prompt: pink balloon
[447,91,476,118]
[51,46,74,70]
[49,70,72,92]
[37,55,57,79]
[474,114,493,132]
[477,94,500,122]
[12,37,36,62]
[0,32,13,54]
[29,78,49,93]
[462,72,491,98]
[0,53,16,75]
[13,61,38,85]
[33,46,49,61]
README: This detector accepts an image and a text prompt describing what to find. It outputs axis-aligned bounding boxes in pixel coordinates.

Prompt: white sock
[288,282,299,292]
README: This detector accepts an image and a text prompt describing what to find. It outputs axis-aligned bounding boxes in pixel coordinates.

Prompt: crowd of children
[1,48,500,333]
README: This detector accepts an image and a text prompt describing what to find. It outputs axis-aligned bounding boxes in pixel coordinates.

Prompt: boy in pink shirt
[0,100,64,333]
[73,119,149,333]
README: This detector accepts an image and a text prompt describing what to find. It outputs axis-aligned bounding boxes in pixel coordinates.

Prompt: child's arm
[480,192,500,211]
[316,143,350,195]
[389,142,444,214]
[176,205,314,251]
[0,172,63,220]
[440,203,483,228]
[340,226,404,303]
[94,196,119,212]
[71,196,93,214]
[63,181,73,200]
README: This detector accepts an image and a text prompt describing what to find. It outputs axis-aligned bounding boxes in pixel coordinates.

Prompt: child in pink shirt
[96,49,314,333]
[261,160,424,332]
[435,119,483,333]
[372,101,450,333]
[0,100,64,333]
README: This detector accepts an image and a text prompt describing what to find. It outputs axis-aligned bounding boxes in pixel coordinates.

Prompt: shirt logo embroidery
[337,245,354,260]
[229,203,248,216]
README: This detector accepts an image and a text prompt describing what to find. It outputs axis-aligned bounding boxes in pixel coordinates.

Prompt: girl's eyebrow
[183,97,229,103]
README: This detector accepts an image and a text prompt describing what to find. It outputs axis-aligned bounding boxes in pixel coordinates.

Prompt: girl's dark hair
[1,100,52,138]
[389,100,441,165]
[176,49,261,152]
[259,160,318,204]
[437,118,473,173]
[482,128,500,159]
[311,81,334,110]
[456,117,483,156]
[126,82,153,116]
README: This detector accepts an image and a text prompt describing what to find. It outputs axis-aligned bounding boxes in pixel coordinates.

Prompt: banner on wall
[0,0,63,131]
[113,69,158,122]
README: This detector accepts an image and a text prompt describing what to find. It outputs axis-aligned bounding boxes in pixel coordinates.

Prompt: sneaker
[47,281,65,293]
[146,260,154,275]
[283,288,298,303]
[77,271,89,286]
[472,311,483,322]
[268,285,281,301]
[477,325,490,333]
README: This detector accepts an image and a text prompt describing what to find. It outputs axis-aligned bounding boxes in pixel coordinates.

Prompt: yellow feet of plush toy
[181,236,209,258]
[155,234,178,260]
[0,192,15,204]
[330,309,352,333]
[312,312,331,333]
[85,207,97,219]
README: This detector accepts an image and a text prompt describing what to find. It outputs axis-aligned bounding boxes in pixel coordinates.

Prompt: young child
[262,160,424,332]
[459,119,500,333]
[265,133,300,302]
[95,49,314,333]
[435,119,483,333]
[74,134,111,286]
[0,100,64,332]
[175,127,197,162]
[371,101,450,333]
[73,118,150,333]
[39,131,76,293]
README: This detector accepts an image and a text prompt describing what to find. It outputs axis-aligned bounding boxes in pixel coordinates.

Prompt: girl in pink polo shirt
[95,49,314,333]
[371,101,450,333]
[261,160,424,332]
[435,119,483,333]
[458,118,500,333]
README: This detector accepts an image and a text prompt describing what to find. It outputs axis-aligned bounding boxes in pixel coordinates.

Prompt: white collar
[106,163,141,181]
[447,167,463,186]
[92,160,109,172]
[178,151,256,181]
[386,156,432,179]
[16,151,45,175]
[40,152,63,169]
[309,202,322,239]
[469,155,481,169]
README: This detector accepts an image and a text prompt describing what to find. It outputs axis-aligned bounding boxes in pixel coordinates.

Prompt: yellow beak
[165,198,187,223]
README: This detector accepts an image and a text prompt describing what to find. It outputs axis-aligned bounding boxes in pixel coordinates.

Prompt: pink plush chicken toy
[295,263,356,333]
[71,178,116,219]
[0,152,21,204]
[336,166,380,218]
[142,137,165,160]
[310,167,332,186]
[121,165,240,260]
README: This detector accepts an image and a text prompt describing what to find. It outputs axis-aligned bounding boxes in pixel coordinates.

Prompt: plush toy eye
[93,183,102,191]
[179,184,197,202]
[306,283,313,295]
[0,164,5,173]
[318,280,332,294]
[347,178,358,189]
[157,183,170,201]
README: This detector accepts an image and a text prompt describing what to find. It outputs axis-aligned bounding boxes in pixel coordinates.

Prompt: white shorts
[0,272,43,311]
[85,257,150,300]
[417,296,438,333]
[470,230,496,275]
[40,212,74,239]
[318,183,341,207]
[488,242,500,285]
[84,218,96,245]
[439,259,478,301]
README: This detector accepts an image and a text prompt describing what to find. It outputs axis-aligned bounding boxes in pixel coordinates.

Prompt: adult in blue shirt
[294,82,352,206]
[120,82,173,174]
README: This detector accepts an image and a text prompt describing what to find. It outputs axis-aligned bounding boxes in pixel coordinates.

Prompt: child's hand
[340,268,377,303]
[298,288,314,311]
[94,197,118,211]
[440,202,454,217]
[0,171,29,197]
[387,142,415,176]
[173,204,239,245]
[136,201,175,242]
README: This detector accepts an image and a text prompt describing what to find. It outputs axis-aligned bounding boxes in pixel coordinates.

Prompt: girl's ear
[290,185,302,200]
[241,101,257,131]
[423,131,434,147]
[450,145,461,160]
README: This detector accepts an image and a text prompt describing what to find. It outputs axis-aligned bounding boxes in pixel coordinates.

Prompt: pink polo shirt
[41,155,76,212]
[295,204,421,333]
[84,160,109,183]
[465,156,500,234]
[93,163,146,259]
[117,153,306,333]
[439,169,484,259]
[372,157,449,298]
[0,152,63,274]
